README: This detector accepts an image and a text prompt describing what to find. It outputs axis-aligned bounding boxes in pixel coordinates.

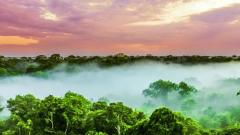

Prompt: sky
[0,0,240,56]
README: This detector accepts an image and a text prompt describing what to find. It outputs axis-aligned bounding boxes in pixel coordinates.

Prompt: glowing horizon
[0,36,39,45]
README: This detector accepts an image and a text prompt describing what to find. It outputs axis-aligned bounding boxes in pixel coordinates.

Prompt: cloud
[40,9,59,21]
[0,0,239,55]
[88,0,113,8]
[128,0,240,26]
[229,19,240,25]
[191,4,240,24]
[0,36,39,45]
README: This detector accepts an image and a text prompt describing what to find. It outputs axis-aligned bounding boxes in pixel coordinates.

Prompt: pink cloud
[0,0,239,56]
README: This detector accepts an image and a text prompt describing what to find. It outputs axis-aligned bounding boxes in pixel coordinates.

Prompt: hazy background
[1,61,240,118]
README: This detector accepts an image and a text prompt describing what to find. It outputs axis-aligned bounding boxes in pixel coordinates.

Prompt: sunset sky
[0,0,240,56]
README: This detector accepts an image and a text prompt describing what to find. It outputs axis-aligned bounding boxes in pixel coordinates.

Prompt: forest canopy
[0,90,240,135]
[1,55,240,134]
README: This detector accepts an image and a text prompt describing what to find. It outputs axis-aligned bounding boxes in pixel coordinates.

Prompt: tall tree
[143,80,178,99]
[61,92,91,134]
[39,95,63,134]
[7,94,40,135]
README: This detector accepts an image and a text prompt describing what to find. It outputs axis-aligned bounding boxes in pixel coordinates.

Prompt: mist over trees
[0,91,240,135]
[1,54,240,77]
[0,79,240,134]
[1,54,240,134]
[143,80,197,99]
[141,80,240,131]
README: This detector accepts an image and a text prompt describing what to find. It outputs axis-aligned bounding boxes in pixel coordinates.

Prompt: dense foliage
[0,92,146,135]
[0,91,240,135]
[143,80,197,99]
[140,79,240,135]
[1,54,240,134]
[1,54,240,77]
[126,107,207,135]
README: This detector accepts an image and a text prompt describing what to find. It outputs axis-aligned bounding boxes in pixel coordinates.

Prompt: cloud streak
[0,36,38,45]
[128,0,240,26]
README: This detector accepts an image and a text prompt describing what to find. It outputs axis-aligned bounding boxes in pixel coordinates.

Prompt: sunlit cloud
[86,0,113,11]
[40,9,59,21]
[88,2,110,7]
[125,6,137,12]
[229,18,240,25]
[128,0,240,26]
[0,36,39,45]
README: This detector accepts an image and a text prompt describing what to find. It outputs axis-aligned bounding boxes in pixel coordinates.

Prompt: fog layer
[0,61,240,116]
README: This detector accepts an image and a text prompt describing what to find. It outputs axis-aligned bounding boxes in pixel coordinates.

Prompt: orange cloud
[0,36,39,45]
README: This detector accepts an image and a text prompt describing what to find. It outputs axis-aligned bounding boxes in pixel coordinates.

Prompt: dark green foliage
[143,80,197,100]
[92,101,108,111]
[178,82,197,97]
[1,54,240,77]
[1,91,240,135]
[145,107,185,135]
[218,127,240,135]
[0,100,3,113]
[143,80,178,99]
[0,67,8,76]
[126,107,205,135]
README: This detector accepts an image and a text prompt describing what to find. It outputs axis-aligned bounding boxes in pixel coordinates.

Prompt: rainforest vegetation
[0,79,240,134]
[0,54,240,134]
[0,88,239,135]
[1,54,240,77]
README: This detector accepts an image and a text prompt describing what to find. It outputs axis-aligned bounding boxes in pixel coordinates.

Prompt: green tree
[181,99,197,112]
[86,102,145,135]
[2,130,16,135]
[0,99,3,112]
[127,107,204,135]
[143,80,197,100]
[92,101,108,111]
[178,82,197,97]
[61,92,91,134]
[143,80,178,99]
[38,95,63,134]
[0,67,8,76]
[218,127,240,135]
[85,131,108,135]
[7,94,40,135]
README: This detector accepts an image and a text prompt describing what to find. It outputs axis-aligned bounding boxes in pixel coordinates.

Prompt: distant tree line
[1,53,240,77]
